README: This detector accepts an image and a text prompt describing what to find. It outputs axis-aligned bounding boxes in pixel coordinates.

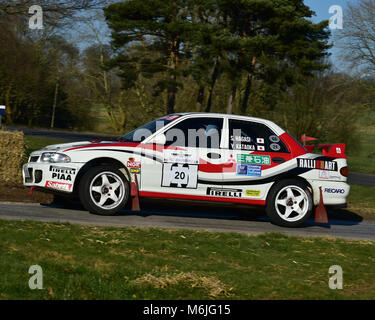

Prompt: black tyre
[266,179,313,227]
[78,165,130,216]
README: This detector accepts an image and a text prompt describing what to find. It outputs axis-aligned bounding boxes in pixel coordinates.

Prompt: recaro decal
[324,188,345,194]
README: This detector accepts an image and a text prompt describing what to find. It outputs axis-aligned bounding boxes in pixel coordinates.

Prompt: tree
[216,0,331,114]
[169,0,331,114]
[336,0,375,76]
[104,0,195,114]
[0,0,105,22]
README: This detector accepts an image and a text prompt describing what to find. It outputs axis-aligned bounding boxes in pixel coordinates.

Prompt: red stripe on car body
[138,191,266,205]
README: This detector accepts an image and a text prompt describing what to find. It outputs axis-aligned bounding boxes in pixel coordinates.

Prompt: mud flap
[130,174,140,211]
[29,186,35,196]
[315,186,328,224]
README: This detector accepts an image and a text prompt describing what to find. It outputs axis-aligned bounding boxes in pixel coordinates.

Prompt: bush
[0,130,24,184]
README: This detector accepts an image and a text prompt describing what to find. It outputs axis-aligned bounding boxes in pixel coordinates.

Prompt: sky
[305,0,349,22]
[304,0,352,70]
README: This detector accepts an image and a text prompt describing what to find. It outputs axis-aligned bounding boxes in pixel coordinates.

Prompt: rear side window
[229,119,289,153]
[164,117,223,148]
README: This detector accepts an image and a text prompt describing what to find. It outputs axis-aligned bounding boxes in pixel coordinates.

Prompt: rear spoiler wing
[304,143,346,159]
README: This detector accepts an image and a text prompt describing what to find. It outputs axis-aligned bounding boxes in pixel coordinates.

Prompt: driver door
[140,116,225,197]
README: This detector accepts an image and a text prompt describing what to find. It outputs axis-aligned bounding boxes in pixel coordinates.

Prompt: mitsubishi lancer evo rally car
[23,113,350,227]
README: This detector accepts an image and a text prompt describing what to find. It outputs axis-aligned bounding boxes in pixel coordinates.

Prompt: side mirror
[151,134,166,145]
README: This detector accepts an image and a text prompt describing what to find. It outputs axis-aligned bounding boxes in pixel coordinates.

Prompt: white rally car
[23,113,350,227]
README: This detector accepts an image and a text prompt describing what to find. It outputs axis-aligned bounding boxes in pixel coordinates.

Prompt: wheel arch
[73,157,130,194]
[267,175,314,203]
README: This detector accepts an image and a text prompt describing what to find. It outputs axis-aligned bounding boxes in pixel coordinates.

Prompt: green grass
[24,136,65,160]
[348,184,375,209]
[348,108,375,175]
[0,219,374,300]
[347,126,375,175]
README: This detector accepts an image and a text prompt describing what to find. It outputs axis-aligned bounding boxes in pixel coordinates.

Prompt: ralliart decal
[297,158,338,172]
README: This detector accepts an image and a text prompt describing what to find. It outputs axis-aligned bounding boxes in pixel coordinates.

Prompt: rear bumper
[309,180,350,206]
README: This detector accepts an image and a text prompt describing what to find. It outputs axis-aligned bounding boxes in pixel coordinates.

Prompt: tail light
[340,166,349,177]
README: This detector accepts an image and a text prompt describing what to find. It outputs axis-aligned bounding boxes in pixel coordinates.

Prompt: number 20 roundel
[162,163,198,189]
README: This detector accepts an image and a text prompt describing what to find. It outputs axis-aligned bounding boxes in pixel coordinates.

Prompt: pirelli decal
[206,187,242,198]
[297,158,338,172]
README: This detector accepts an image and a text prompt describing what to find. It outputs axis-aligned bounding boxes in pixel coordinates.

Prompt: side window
[229,119,289,153]
[164,117,223,148]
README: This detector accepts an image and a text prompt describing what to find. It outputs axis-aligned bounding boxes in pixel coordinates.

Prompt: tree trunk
[51,79,59,128]
[167,41,178,115]
[227,86,237,114]
[240,57,257,115]
[167,87,176,114]
[205,58,220,112]
[5,81,13,124]
[241,74,252,115]
[196,86,205,111]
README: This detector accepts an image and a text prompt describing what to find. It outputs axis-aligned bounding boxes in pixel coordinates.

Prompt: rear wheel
[79,165,129,216]
[266,179,313,227]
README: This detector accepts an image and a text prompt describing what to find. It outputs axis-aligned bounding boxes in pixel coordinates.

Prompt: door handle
[272,157,286,164]
[207,152,221,159]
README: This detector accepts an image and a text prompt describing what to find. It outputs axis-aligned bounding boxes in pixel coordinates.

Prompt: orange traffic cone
[130,174,140,211]
[315,187,328,224]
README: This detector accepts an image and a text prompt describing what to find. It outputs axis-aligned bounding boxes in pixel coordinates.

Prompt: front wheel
[266,179,313,227]
[79,165,129,216]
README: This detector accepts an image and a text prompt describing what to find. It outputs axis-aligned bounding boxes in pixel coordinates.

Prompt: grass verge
[347,184,375,216]
[348,108,375,175]
[0,219,374,300]
[24,136,65,161]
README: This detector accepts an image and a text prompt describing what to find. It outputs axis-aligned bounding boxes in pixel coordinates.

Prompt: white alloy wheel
[274,185,309,223]
[89,171,125,210]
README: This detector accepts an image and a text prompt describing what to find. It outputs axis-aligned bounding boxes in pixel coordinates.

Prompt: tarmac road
[6,125,118,142]
[0,200,374,241]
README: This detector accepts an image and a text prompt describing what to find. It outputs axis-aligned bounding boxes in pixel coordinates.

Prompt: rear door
[222,118,292,199]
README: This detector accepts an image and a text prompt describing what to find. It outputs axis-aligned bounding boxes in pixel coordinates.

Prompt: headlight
[40,153,71,163]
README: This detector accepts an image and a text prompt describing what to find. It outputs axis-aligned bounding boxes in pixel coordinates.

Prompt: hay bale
[0,130,25,184]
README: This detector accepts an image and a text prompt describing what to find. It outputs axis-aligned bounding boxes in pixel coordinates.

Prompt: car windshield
[118,116,180,142]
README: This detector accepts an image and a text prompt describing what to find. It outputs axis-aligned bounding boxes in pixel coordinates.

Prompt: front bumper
[23,162,84,193]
